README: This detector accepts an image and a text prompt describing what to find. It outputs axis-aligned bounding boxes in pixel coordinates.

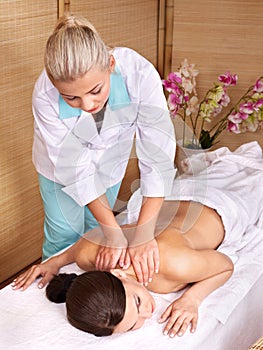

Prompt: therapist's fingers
[143,248,158,285]
[146,251,155,284]
[132,260,144,284]
[132,239,159,285]
[153,244,160,275]
[122,250,131,270]
[96,247,121,271]
[95,249,104,270]
[133,255,149,285]
[118,248,127,268]
[129,246,149,284]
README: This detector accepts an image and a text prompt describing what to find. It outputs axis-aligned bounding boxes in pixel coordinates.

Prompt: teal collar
[59,95,82,119]
[59,66,131,119]
[108,66,131,111]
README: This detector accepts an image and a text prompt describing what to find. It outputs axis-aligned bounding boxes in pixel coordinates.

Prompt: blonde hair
[44,14,110,82]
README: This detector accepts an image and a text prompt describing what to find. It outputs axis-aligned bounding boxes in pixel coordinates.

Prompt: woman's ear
[109,55,116,73]
[110,268,127,279]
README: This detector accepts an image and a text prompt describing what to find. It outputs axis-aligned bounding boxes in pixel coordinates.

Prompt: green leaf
[199,130,214,149]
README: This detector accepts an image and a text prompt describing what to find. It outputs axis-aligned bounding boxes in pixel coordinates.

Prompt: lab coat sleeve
[135,63,176,197]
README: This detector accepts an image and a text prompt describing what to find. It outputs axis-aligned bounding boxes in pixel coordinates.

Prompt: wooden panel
[171,0,263,150]
[69,0,159,67]
[0,1,57,283]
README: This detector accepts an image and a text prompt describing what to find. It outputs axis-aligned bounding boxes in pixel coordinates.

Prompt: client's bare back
[156,201,225,250]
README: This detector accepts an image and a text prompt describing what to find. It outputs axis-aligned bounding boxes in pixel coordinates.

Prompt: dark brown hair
[46,271,126,336]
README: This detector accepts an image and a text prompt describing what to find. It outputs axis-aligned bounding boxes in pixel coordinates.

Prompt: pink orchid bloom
[218,72,238,86]
[246,120,259,132]
[239,111,250,120]
[253,99,263,110]
[169,93,184,107]
[168,100,179,116]
[239,101,254,114]
[219,91,231,107]
[228,112,241,123]
[228,111,248,124]
[182,77,195,94]
[180,59,199,78]
[167,72,182,84]
[171,84,182,96]
[212,105,223,117]
[184,95,190,102]
[253,79,263,93]
[227,121,240,133]
[186,96,199,116]
[162,80,180,95]
[162,80,174,92]
[163,59,262,147]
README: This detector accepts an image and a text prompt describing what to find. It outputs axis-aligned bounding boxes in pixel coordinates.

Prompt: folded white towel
[180,141,263,174]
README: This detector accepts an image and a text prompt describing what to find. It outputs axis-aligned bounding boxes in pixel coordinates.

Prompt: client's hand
[158,293,199,338]
[11,257,60,291]
[127,238,160,286]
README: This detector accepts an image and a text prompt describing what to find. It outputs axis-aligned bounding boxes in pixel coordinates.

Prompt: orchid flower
[162,59,263,149]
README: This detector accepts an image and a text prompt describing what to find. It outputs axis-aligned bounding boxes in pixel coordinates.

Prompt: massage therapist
[32,14,176,285]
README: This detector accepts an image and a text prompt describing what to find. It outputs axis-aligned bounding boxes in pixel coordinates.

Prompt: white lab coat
[32,47,176,206]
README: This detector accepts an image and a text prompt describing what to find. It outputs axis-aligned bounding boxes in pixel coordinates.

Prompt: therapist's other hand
[12,258,59,291]
[127,238,160,286]
[95,233,129,271]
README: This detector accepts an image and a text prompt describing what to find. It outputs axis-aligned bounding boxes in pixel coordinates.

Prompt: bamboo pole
[157,0,166,78]
[58,0,70,17]
[164,0,174,79]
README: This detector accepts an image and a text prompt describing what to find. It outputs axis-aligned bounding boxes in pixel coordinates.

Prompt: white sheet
[1,234,263,350]
[1,142,263,349]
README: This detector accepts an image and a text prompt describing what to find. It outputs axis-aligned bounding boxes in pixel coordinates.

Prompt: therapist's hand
[11,257,59,291]
[127,238,160,285]
[95,233,129,271]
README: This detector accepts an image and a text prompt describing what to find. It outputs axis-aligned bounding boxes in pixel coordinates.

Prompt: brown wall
[1,0,262,285]
[170,0,263,150]
[0,1,57,284]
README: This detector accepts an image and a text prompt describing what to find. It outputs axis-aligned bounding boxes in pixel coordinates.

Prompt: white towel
[180,141,263,174]
[128,142,263,259]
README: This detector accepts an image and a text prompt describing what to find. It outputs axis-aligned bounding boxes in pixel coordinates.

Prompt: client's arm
[158,247,234,338]
[12,239,84,291]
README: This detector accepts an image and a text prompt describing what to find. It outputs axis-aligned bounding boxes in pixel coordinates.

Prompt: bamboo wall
[0,1,57,284]
[69,0,159,67]
[1,0,262,285]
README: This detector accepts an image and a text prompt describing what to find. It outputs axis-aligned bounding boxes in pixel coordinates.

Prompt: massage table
[1,142,263,349]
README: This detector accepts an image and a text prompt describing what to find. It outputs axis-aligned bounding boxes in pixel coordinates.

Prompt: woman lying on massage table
[12,199,234,338]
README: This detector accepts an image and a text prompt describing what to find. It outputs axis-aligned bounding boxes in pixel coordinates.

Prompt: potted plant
[163,59,263,150]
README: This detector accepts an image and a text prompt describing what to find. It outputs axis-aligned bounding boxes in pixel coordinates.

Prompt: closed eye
[135,296,141,309]
[65,96,77,101]
[127,295,141,332]
[91,88,102,95]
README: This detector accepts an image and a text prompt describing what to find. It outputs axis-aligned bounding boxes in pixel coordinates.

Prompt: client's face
[111,270,156,333]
